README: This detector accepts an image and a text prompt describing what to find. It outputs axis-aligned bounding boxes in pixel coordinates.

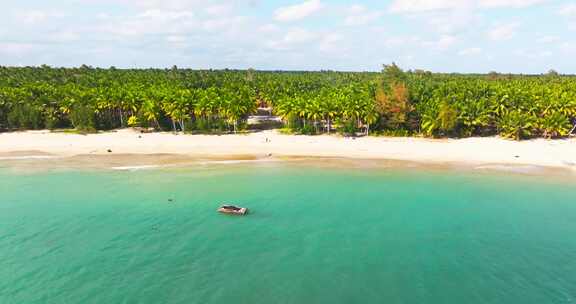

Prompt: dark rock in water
[168,199,174,202]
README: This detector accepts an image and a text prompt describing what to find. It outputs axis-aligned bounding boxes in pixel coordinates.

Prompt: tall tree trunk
[119,108,124,127]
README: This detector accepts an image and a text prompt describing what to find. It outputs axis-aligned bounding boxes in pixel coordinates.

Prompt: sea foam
[110,165,163,171]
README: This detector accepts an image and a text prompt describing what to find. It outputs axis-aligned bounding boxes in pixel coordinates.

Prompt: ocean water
[1,163,575,303]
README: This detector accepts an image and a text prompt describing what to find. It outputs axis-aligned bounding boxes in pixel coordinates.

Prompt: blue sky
[1,0,575,73]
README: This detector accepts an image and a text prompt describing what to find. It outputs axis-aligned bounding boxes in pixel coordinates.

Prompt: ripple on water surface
[0,164,575,304]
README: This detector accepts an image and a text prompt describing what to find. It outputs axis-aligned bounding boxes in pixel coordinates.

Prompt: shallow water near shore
[1,163,575,303]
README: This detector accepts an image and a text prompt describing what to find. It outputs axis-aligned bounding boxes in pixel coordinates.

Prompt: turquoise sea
[1,162,575,303]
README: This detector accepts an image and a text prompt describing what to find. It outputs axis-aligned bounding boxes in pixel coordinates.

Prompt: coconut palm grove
[1,64,575,140]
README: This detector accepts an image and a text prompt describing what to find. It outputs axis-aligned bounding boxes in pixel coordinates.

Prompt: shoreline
[1,154,574,181]
[1,129,575,176]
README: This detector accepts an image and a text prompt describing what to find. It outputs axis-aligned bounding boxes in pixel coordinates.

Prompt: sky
[1,0,575,73]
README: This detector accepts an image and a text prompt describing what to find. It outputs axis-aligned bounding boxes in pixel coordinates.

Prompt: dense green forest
[0,64,575,140]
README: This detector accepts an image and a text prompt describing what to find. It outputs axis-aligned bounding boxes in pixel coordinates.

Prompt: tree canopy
[0,65,575,140]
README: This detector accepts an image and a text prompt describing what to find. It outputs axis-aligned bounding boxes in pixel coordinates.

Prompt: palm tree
[539,112,570,139]
[141,98,161,129]
[498,110,536,140]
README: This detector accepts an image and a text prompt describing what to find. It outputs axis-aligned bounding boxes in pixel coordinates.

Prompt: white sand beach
[0,129,575,172]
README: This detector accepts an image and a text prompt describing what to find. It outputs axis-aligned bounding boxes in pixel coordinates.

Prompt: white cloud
[274,0,323,22]
[537,35,560,43]
[166,35,186,43]
[1,0,573,72]
[259,24,280,33]
[427,9,481,33]
[559,4,576,17]
[97,0,254,15]
[97,8,245,37]
[389,0,547,13]
[204,4,233,16]
[267,28,317,50]
[514,49,553,58]
[15,10,66,24]
[387,1,478,35]
[423,35,457,50]
[115,0,215,10]
[389,0,468,13]
[560,42,576,54]
[383,36,422,48]
[344,5,383,26]
[397,55,416,68]
[203,16,246,31]
[96,13,112,20]
[139,9,194,20]
[283,28,316,44]
[165,35,187,49]
[98,11,198,37]
[458,47,482,56]
[479,0,547,8]
[319,33,344,52]
[0,43,36,55]
[487,22,519,41]
[48,31,81,43]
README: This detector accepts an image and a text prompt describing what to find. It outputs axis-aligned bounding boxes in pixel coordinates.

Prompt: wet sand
[0,129,575,177]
